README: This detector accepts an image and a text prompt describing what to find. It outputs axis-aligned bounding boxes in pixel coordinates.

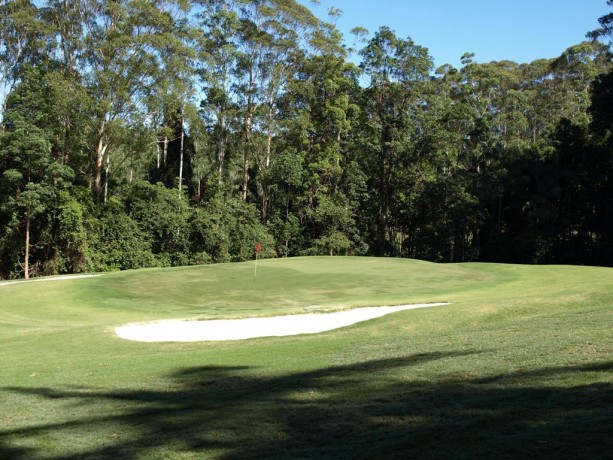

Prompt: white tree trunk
[178,115,184,191]
[103,151,110,203]
[94,121,108,198]
[24,210,30,280]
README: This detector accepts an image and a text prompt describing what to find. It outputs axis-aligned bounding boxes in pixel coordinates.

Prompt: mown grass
[0,256,611,459]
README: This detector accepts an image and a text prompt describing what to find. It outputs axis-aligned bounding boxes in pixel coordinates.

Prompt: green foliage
[191,195,274,262]
[1,1,613,277]
[269,213,303,257]
[50,190,90,273]
[121,180,192,265]
[88,196,157,271]
[304,195,359,256]
[0,71,73,277]
[83,181,274,270]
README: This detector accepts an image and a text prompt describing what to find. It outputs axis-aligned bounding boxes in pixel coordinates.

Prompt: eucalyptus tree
[550,41,611,126]
[0,67,74,278]
[506,42,610,149]
[586,69,613,264]
[196,0,240,184]
[256,3,320,222]
[590,69,613,137]
[406,63,472,260]
[447,43,610,263]
[0,121,52,278]
[588,0,613,50]
[49,0,195,199]
[195,0,318,203]
[277,47,364,255]
[222,0,317,201]
[516,58,557,145]
[449,57,541,262]
[359,26,433,256]
[0,0,47,121]
[257,0,318,168]
[232,0,268,201]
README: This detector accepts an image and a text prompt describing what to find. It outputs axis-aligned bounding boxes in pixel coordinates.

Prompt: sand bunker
[115,303,451,342]
[0,274,101,287]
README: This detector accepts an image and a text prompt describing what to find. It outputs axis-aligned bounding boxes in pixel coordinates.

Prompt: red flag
[256,242,261,253]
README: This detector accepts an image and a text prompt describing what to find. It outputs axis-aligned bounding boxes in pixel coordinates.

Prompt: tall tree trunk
[62,112,71,165]
[217,114,226,183]
[242,108,252,201]
[377,131,390,257]
[242,61,256,201]
[261,190,269,224]
[178,115,184,191]
[103,151,110,204]
[24,206,30,280]
[94,121,108,198]
[265,99,274,168]
[261,105,274,223]
[377,170,388,256]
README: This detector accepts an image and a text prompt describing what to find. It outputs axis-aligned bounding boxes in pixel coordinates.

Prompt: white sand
[0,274,101,287]
[115,303,451,342]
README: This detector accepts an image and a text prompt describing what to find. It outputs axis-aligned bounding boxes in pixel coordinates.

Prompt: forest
[1,0,612,279]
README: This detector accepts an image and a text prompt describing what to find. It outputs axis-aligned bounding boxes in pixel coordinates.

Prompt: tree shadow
[2,352,611,459]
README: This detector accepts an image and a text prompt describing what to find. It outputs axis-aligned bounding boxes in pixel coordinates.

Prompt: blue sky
[300,0,611,69]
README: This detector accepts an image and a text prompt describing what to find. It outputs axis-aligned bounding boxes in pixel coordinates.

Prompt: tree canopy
[1,0,612,279]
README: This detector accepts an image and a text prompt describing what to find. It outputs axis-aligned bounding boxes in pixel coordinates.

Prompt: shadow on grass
[2,352,612,459]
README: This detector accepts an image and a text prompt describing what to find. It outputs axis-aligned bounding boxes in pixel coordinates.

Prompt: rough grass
[1,256,611,459]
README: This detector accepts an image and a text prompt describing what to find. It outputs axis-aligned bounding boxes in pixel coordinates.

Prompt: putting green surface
[1,257,611,458]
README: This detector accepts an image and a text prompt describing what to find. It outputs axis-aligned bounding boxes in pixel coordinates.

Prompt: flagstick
[254,251,258,283]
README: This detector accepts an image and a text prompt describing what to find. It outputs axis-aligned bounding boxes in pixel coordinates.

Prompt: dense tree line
[1,0,612,279]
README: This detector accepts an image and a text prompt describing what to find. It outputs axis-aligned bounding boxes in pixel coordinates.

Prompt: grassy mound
[1,257,611,458]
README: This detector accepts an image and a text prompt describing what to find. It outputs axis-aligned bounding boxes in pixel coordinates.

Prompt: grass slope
[0,256,611,459]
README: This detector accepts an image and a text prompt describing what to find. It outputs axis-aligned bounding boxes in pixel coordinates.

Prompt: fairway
[1,256,611,459]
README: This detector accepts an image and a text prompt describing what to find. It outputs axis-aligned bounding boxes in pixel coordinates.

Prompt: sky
[299,0,611,69]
